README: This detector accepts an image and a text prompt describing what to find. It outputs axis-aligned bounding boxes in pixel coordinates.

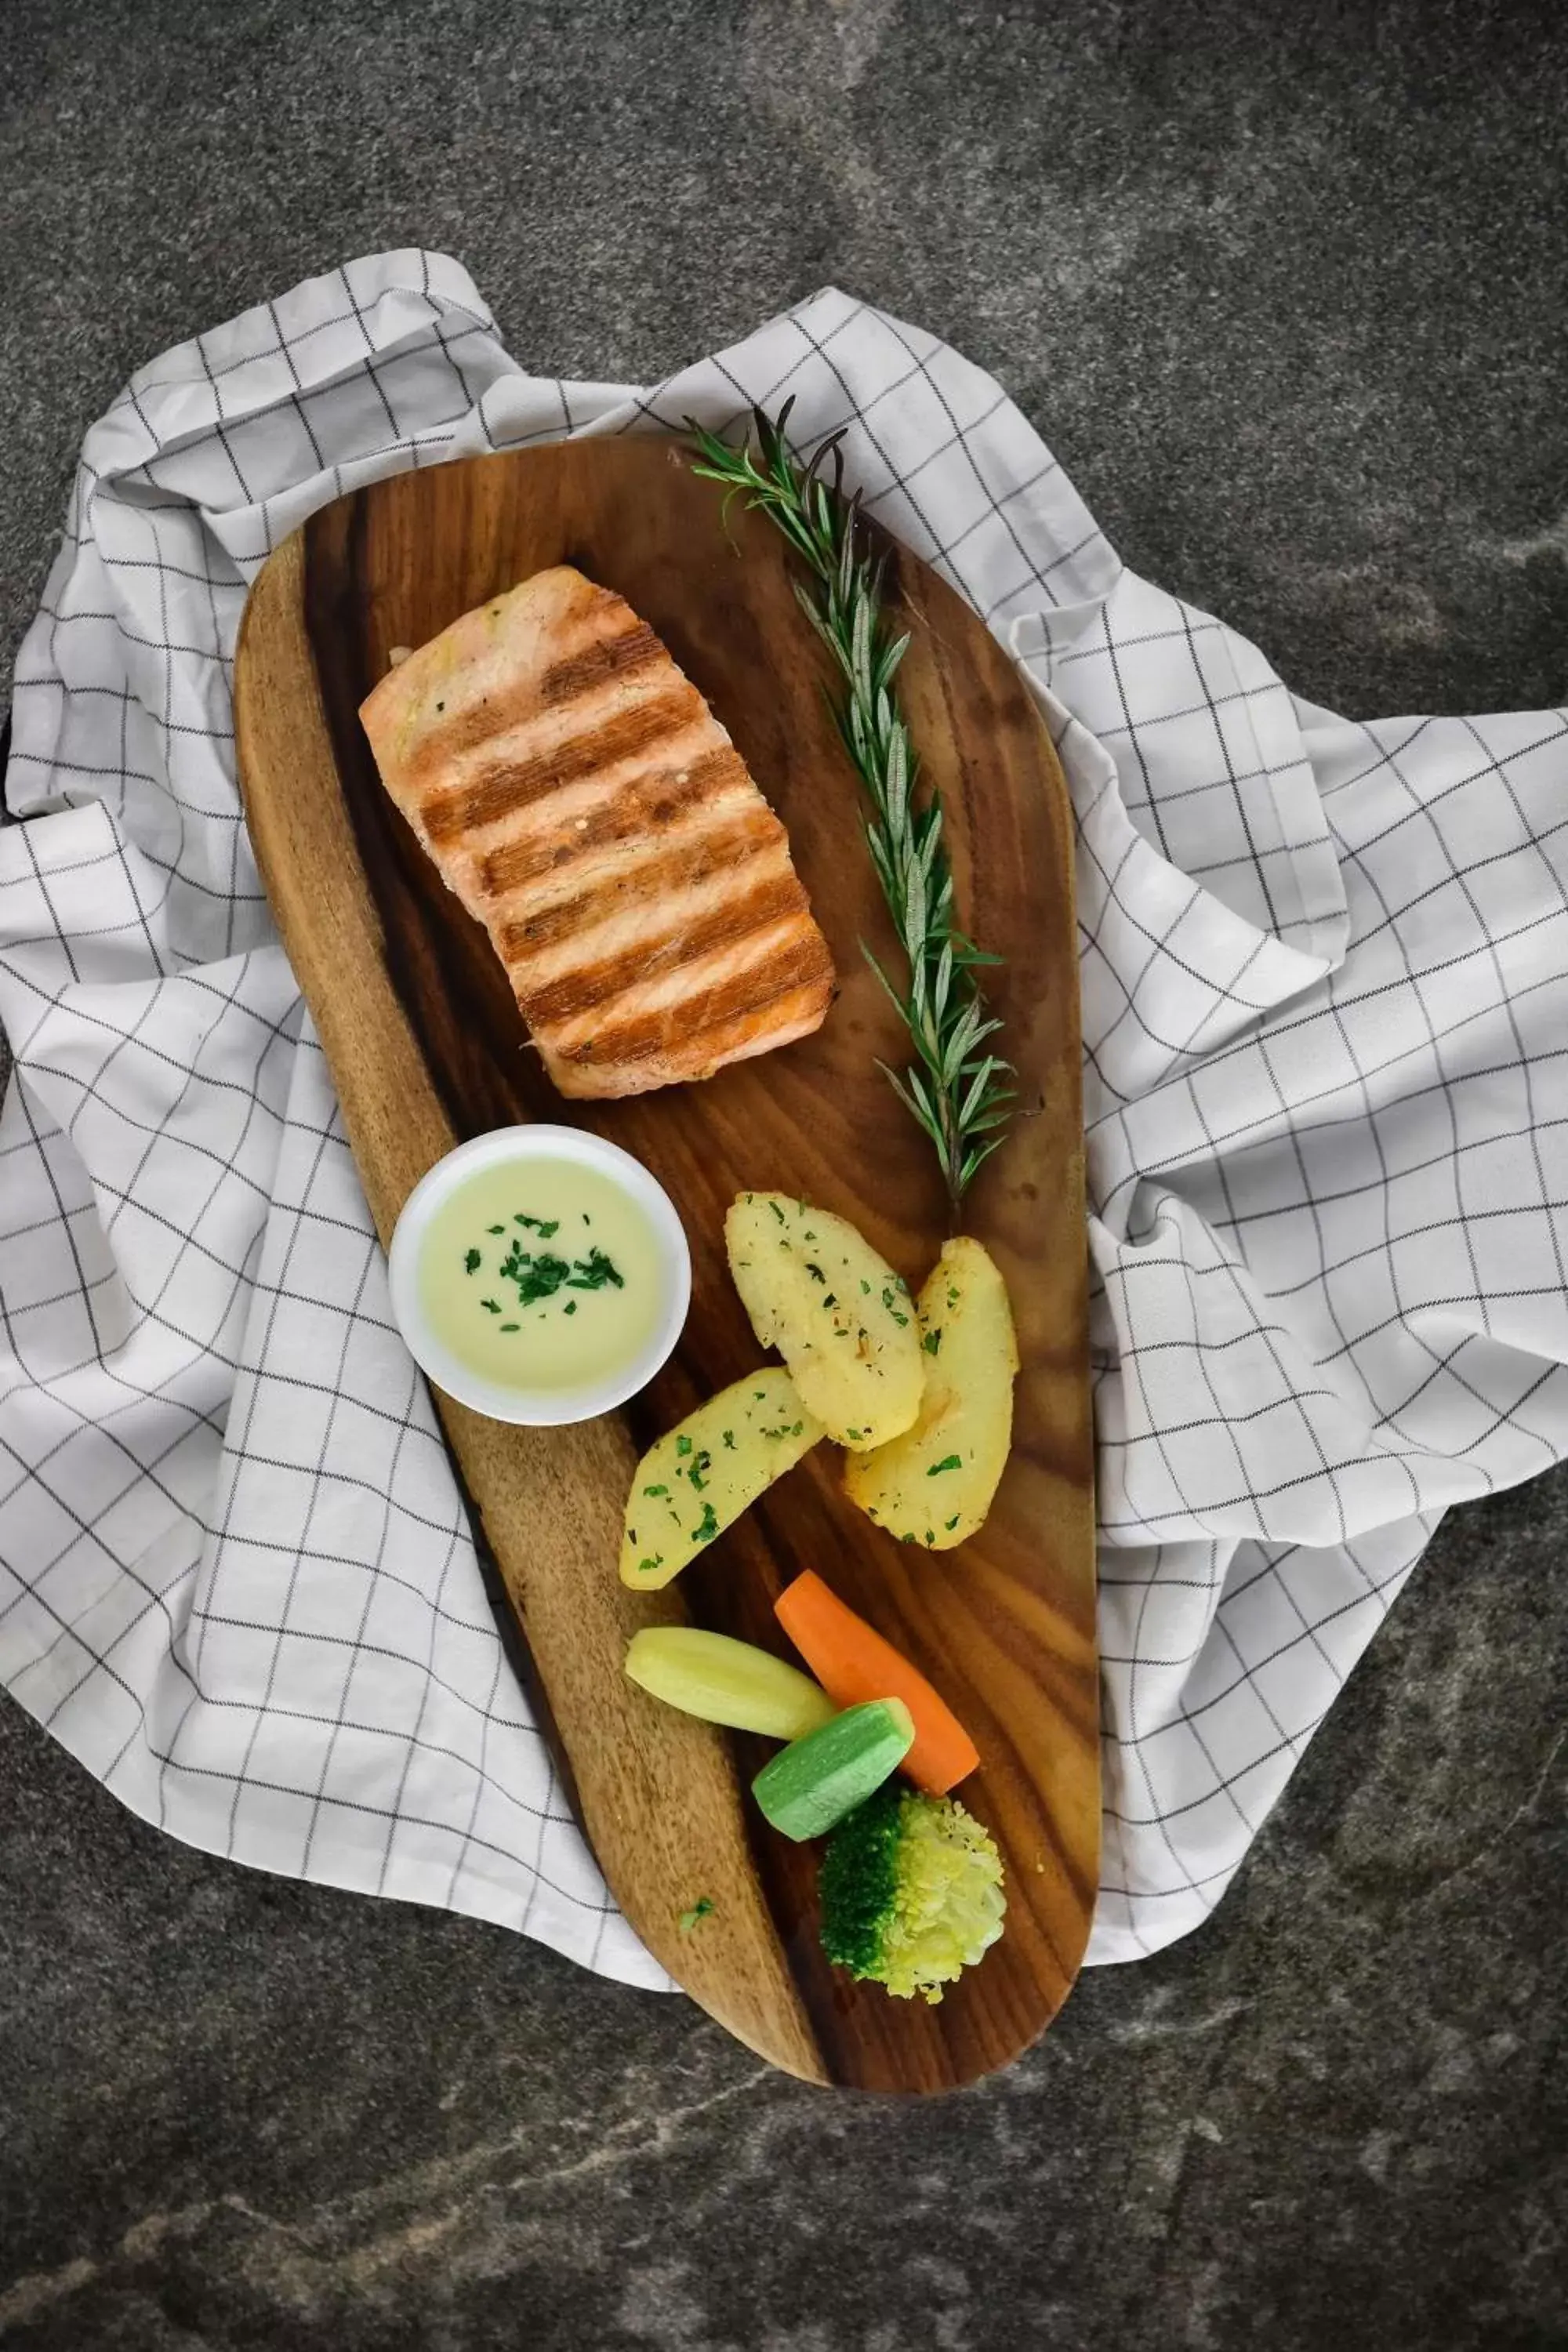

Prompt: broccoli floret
[819,1783,904,1976]
[818,1784,1006,2003]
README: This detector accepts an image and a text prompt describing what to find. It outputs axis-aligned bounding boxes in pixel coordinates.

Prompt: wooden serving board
[233,441,1097,2092]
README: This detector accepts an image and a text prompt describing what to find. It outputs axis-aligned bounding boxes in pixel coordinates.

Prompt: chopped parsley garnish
[722,1430,735,1449]
[481,1298,502,1315]
[493,1240,625,1312]
[923,1328,942,1356]
[499,1244,572,1306]
[500,1322,520,1332]
[692,1502,720,1544]
[753,1389,768,1401]
[676,1434,693,1456]
[860,1279,871,1294]
[925,1529,935,1544]
[637,1556,662,1577]
[688,1450,712,1492]
[822,1292,837,1309]
[643,1483,670,1497]
[768,1200,786,1224]
[945,1514,961,1531]
[881,1287,910,1326]
[927,1454,963,1475]
[805,1262,826,1284]
[463,1248,481,1274]
[678,1896,715,1933]
[487,1224,506,1236]
[564,1301,576,1315]
[947,1287,960,1308]
[514,1212,561,1238]
[568,1247,624,1291]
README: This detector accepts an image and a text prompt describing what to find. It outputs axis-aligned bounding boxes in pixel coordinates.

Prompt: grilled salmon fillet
[358,567,837,1098]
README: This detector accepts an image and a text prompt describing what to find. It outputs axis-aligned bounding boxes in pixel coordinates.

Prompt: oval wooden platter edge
[232,441,1099,2092]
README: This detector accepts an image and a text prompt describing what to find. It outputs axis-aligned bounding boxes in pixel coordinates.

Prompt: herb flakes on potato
[724,1192,923,1451]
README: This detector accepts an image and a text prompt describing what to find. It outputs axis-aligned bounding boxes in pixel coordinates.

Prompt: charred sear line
[496,811,784,962]
[537,621,662,705]
[556,927,837,1069]
[521,873,811,1025]
[423,684,704,840]
[476,748,746,895]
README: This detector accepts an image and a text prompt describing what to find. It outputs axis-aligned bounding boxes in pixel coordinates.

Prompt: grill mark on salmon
[476,746,748,896]
[359,564,836,1098]
[522,871,811,1028]
[543,916,821,1058]
[395,588,647,779]
[543,985,834,1098]
[554,924,838,1074]
[537,619,661,706]
[422,684,705,842]
[495,808,785,965]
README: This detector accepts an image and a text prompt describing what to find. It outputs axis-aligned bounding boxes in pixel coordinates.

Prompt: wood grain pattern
[233,441,1098,2092]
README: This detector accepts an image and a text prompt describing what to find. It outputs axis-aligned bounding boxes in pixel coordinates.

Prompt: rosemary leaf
[687,407,1015,1207]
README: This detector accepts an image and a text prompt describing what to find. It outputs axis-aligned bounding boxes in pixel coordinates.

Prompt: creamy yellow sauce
[418,1157,665,1392]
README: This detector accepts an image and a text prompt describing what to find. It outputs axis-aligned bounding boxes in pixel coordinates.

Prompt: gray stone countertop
[1,2,1564,2346]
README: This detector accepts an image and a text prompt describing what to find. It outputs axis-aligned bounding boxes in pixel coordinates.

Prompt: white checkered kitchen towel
[4,252,1566,1979]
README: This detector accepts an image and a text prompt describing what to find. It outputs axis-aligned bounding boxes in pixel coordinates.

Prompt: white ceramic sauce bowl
[387,1124,691,1426]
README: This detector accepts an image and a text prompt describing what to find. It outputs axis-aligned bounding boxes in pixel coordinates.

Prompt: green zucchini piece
[750,1697,914,1842]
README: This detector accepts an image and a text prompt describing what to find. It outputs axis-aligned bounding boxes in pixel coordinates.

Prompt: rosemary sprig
[685,399,1014,1210]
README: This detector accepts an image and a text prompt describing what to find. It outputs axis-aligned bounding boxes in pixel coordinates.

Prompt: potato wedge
[724,1192,924,1450]
[619,1367,822,1588]
[842,1236,1018,1549]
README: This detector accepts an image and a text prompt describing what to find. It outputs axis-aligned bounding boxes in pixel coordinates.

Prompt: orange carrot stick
[774,1569,980,1795]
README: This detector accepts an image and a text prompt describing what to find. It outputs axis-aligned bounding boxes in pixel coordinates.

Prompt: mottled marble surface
[2,2,1566,2346]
